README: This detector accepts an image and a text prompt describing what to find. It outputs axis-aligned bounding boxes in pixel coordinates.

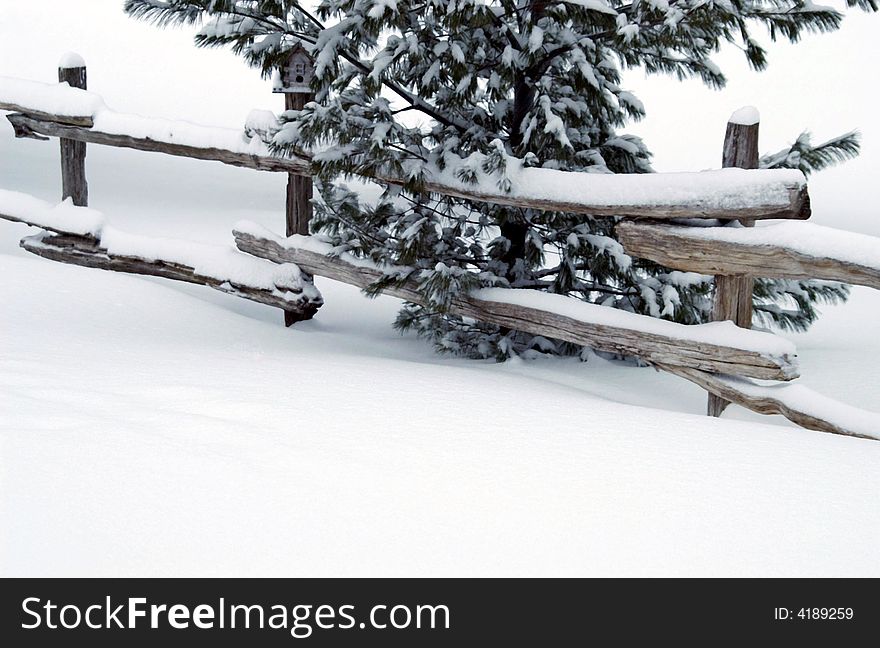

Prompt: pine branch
[760,130,861,176]
[125,0,476,133]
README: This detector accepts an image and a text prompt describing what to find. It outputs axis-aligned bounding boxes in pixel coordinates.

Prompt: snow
[714,376,880,440]
[475,287,796,358]
[434,151,806,211]
[367,0,398,19]
[3,229,880,577]
[617,23,641,43]
[564,0,619,15]
[95,226,317,296]
[0,75,104,117]
[528,27,544,53]
[58,51,86,69]
[0,75,272,156]
[671,221,880,269]
[2,75,805,213]
[92,110,272,156]
[244,109,280,137]
[729,105,760,125]
[2,122,880,577]
[0,189,104,236]
[0,189,316,296]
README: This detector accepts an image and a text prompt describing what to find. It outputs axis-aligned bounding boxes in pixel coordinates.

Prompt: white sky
[1,0,877,234]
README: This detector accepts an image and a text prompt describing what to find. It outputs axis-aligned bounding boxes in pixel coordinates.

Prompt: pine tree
[126,0,876,357]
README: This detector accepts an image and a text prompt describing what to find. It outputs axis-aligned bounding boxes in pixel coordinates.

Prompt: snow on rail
[729,105,760,126]
[616,220,880,290]
[0,75,273,157]
[58,52,86,69]
[91,111,274,158]
[719,376,880,440]
[665,366,880,440]
[0,188,104,236]
[0,189,319,301]
[0,75,103,123]
[474,287,795,359]
[430,153,805,216]
[2,74,809,220]
[232,220,800,381]
[662,221,879,267]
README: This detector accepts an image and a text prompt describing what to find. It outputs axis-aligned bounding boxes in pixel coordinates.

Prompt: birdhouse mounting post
[276,45,316,327]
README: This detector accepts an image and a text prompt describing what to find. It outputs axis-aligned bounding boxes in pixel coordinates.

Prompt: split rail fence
[1,60,878,440]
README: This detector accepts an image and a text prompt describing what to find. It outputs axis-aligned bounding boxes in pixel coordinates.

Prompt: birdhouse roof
[286,41,311,62]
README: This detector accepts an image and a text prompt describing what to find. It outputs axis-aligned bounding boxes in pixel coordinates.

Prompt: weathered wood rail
[655,365,879,440]
[7,112,811,221]
[0,193,322,320]
[231,225,879,439]
[21,232,321,319]
[7,112,310,174]
[0,102,93,127]
[2,71,811,222]
[232,226,797,381]
[617,220,880,290]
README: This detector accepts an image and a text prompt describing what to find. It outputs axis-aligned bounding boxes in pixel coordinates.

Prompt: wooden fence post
[275,44,315,327]
[708,107,760,417]
[283,93,314,327]
[285,92,313,241]
[58,54,88,206]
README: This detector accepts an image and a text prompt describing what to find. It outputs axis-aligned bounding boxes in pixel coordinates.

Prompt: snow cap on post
[58,51,86,69]
[729,105,760,126]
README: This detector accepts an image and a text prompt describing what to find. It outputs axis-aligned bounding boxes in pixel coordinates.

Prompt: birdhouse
[273,43,314,94]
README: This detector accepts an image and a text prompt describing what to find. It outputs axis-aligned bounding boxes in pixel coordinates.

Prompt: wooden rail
[232,226,799,381]
[20,232,320,319]
[230,227,880,439]
[658,365,879,440]
[4,111,810,221]
[7,113,310,174]
[616,220,880,290]
[0,196,323,320]
[0,101,93,127]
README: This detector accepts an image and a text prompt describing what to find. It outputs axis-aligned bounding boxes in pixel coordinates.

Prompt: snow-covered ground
[1,1,879,577]
[2,121,879,577]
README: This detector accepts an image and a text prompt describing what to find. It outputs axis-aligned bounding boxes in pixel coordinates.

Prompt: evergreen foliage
[754,129,863,331]
[126,0,875,355]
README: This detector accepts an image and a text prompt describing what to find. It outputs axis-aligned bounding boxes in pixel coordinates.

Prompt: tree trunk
[500,4,542,288]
